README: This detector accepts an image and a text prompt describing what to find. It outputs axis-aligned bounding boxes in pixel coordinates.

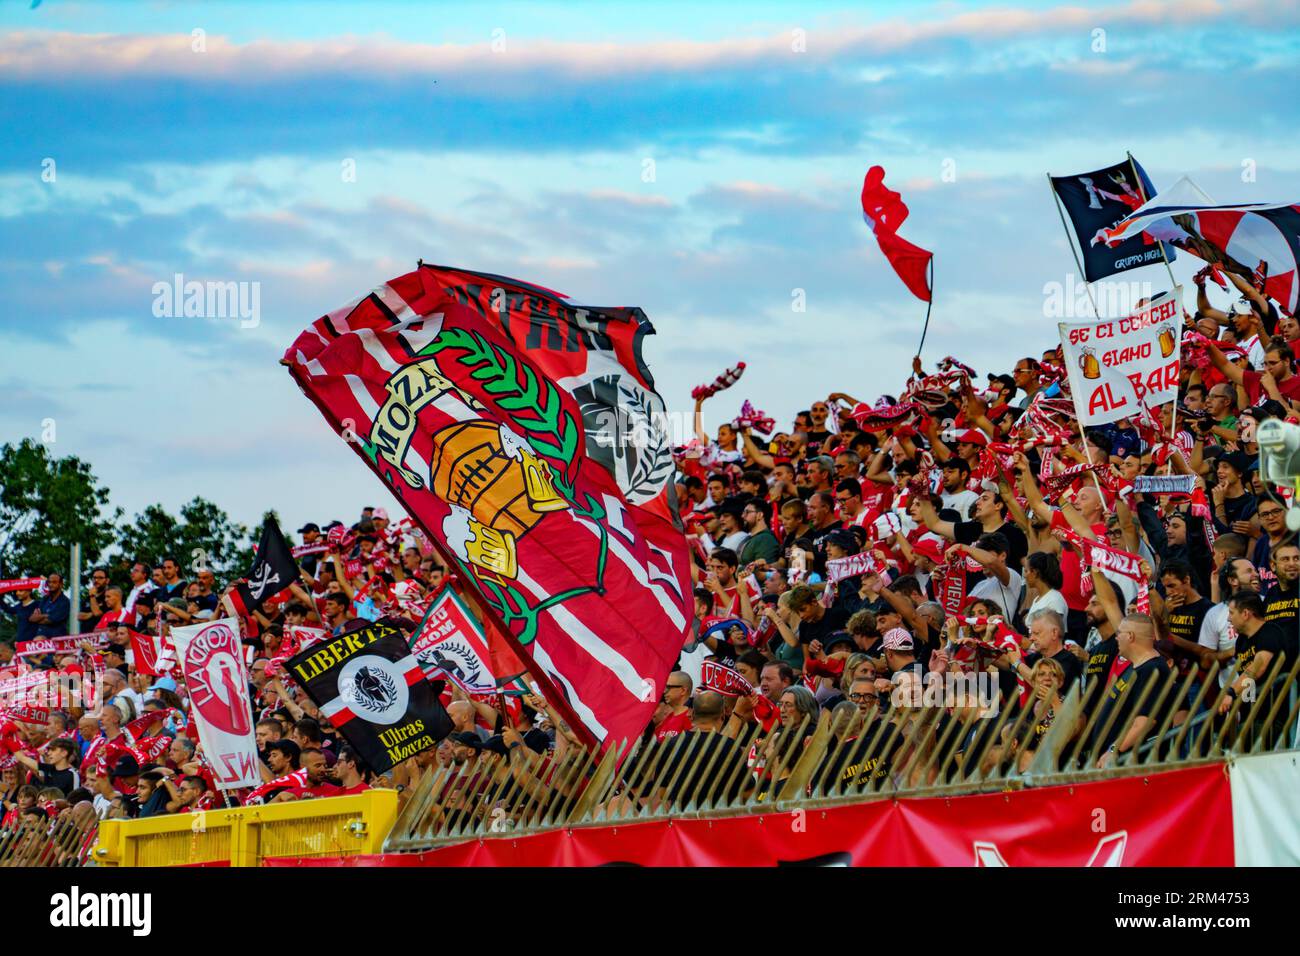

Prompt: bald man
[1092,613,1173,767]
[447,700,488,742]
[654,671,693,741]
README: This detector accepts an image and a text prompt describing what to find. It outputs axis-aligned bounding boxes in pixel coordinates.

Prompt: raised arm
[1197,281,1228,324]
[694,397,710,446]
[915,495,957,542]
[1015,453,1055,526]
[739,428,775,470]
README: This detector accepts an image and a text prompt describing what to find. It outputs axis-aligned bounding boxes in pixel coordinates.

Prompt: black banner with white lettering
[234,517,300,615]
[1050,157,1176,281]
[286,620,452,772]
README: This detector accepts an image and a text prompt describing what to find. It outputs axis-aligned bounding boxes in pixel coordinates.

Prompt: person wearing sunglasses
[654,672,694,742]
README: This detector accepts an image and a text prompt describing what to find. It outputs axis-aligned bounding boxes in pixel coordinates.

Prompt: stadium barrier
[90,789,397,867]
[67,656,1300,866]
[0,811,98,867]
[382,655,1300,854]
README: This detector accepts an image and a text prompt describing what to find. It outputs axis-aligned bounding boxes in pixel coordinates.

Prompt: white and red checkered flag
[283,265,692,749]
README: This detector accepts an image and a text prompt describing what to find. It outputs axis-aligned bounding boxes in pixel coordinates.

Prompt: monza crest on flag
[283,264,692,749]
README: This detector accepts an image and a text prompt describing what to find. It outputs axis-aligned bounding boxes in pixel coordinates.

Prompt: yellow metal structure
[91,790,397,867]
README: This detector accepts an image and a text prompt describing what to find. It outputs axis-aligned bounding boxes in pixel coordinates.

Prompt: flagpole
[1127,154,1182,473]
[1047,173,1105,320]
[1128,151,1179,294]
[916,257,935,358]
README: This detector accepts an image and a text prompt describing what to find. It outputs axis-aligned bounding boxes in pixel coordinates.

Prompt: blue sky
[3,0,1300,535]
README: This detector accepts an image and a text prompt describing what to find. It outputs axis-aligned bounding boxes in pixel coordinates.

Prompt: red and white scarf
[1052,525,1150,613]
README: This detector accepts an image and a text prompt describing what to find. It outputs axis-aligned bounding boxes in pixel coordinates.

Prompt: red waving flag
[283,265,692,749]
[861,166,933,302]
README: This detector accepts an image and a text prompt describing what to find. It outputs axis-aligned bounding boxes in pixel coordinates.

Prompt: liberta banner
[282,265,692,748]
[1059,286,1182,426]
[169,619,261,790]
[286,620,451,773]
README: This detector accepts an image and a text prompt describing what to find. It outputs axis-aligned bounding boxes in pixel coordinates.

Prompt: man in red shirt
[301,748,343,798]
[653,672,693,741]
[703,549,758,617]
[1209,340,1300,411]
[330,747,372,795]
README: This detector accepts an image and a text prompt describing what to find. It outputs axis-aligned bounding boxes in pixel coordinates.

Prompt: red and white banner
[1099,178,1300,315]
[700,660,753,697]
[0,577,44,595]
[826,552,885,584]
[285,764,1231,867]
[130,630,176,677]
[1059,287,1182,425]
[170,620,261,790]
[15,632,111,658]
[410,589,495,695]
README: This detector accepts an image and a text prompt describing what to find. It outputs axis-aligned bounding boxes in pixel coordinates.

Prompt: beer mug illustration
[464,521,518,578]
[1078,346,1101,380]
[443,505,519,578]
[1157,324,1176,358]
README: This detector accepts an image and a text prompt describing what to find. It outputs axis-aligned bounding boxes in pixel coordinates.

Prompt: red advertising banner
[275,764,1231,867]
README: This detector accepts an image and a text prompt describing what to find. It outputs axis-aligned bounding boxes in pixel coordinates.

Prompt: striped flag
[1099,176,1300,315]
[282,265,692,748]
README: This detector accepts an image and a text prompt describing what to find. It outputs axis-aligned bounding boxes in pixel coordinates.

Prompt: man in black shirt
[1159,560,1215,686]
[1020,608,1083,692]
[1081,572,1125,718]
[1264,542,1300,636]
[14,738,80,795]
[1091,613,1173,766]
[1221,591,1295,730]
[1211,452,1258,535]
[916,491,1029,587]
[787,585,850,647]
[656,691,751,807]
[805,400,834,449]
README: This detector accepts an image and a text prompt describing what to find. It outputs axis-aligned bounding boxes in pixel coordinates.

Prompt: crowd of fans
[3,267,1300,848]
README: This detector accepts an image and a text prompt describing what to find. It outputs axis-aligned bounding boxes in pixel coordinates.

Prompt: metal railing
[0,813,99,867]
[385,655,1300,852]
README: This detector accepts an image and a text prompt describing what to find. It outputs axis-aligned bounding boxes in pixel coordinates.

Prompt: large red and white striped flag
[1099,176,1300,315]
[282,265,692,748]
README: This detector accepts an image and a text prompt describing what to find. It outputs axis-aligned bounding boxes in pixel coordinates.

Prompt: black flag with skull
[231,516,300,619]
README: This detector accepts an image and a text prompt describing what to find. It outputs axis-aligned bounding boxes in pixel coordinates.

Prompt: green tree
[112,497,249,581]
[0,439,120,580]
